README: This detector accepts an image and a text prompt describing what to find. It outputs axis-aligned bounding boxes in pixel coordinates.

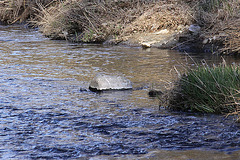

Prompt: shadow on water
[0,25,240,159]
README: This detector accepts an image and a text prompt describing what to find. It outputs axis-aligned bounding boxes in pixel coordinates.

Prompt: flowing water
[0,25,239,159]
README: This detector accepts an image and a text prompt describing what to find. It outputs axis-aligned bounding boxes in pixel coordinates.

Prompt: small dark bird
[148,90,163,97]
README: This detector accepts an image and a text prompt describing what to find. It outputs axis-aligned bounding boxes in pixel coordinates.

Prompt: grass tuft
[165,60,240,121]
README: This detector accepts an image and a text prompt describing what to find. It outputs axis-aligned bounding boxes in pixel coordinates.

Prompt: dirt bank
[0,0,239,54]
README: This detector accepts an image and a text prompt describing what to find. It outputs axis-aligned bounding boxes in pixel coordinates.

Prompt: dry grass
[192,0,240,54]
[223,19,240,54]
[34,0,239,53]
[35,0,119,41]
[123,2,193,34]
[0,0,56,24]
[35,0,194,42]
[35,0,145,41]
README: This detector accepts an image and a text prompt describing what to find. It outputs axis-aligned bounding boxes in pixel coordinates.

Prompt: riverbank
[1,18,240,159]
[0,0,239,54]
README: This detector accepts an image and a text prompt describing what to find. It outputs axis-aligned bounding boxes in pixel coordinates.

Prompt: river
[0,25,239,159]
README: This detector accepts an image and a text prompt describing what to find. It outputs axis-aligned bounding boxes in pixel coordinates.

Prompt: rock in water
[89,74,132,91]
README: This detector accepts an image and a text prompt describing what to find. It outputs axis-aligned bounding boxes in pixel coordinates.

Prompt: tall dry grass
[34,0,239,53]
[192,0,240,54]
[223,19,240,54]
[123,1,193,34]
[0,0,56,24]
[35,0,193,42]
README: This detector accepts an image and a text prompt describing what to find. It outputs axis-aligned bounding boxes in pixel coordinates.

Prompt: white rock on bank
[189,24,201,34]
[141,40,158,48]
[153,29,169,35]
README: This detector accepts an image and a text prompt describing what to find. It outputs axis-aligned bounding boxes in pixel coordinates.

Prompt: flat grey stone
[89,74,132,91]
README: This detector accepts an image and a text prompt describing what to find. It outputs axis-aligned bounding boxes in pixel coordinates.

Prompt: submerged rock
[89,74,132,91]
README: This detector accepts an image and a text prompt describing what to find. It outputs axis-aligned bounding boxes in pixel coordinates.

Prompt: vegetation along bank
[0,0,239,54]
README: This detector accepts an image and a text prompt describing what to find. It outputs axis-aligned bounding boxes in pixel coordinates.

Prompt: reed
[167,61,240,121]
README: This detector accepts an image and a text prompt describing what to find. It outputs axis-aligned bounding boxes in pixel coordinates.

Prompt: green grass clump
[169,62,240,116]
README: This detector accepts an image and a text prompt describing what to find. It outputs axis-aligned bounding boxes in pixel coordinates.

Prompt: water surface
[0,25,239,159]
